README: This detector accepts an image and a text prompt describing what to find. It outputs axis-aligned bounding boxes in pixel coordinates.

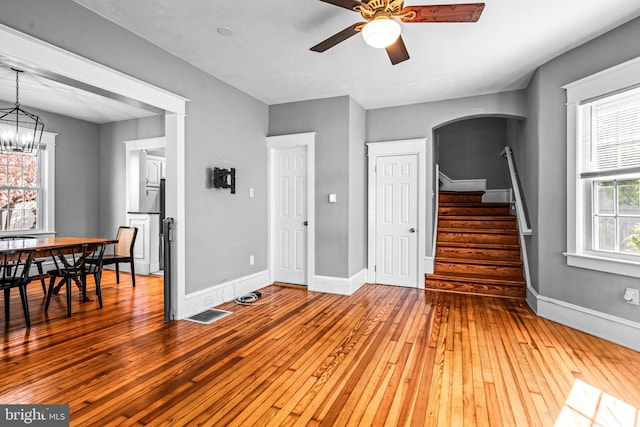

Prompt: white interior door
[375,154,418,287]
[274,146,307,285]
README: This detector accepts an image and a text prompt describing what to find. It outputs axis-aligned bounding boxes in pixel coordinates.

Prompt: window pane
[23,156,37,187]
[7,166,22,186]
[618,179,640,214]
[594,216,616,251]
[0,190,7,209]
[595,181,615,214]
[620,218,640,254]
[24,190,38,230]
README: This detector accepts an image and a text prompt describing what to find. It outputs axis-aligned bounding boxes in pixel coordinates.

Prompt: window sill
[564,251,640,278]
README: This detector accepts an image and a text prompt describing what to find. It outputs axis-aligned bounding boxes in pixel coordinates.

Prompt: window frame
[0,130,56,237]
[564,55,640,278]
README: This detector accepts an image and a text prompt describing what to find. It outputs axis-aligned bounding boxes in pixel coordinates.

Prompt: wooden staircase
[426,190,526,299]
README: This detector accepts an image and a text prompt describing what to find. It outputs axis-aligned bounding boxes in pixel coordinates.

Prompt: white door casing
[375,155,418,286]
[274,146,307,284]
[267,133,316,287]
[367,138,428,289]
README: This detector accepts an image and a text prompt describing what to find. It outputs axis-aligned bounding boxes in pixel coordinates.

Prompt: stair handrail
[432,164,440,262]
[502,146,532,235]
[502,145,532,292]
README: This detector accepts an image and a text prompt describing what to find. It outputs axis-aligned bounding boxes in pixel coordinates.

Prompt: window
[0,129,55,236]
[565,56,640,277]
[0,153,39,231]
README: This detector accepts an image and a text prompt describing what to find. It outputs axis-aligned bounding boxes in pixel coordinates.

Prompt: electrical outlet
[249,255,255,265]
[624,288,639,306]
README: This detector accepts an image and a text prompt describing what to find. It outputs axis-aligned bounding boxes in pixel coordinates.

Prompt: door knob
[303,221,308,226]
[409,228,416,233]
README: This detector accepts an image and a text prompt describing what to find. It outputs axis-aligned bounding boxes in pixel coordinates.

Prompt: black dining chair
[45,243,106,318]
[0,249,35,327]
[0,236,48,294]
[99,226,138,287]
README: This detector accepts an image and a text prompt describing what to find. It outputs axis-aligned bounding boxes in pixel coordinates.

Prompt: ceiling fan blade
[310,23,363,52]
[386,35,409,65]
[318,0,362,11]
[401,3,485,23]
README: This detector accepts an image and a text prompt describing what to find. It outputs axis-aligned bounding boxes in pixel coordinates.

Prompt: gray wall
[524,16,640,322]
[99,115,164,239]
[0,101,101,237]
[269,96,352,278]
[1,0,269,293]
[435,117,510,189]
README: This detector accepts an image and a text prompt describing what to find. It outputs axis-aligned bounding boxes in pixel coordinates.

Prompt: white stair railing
[502,146,532,289]
[432,164,440,266]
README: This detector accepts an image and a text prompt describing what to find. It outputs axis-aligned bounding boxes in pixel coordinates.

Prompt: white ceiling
[3,0,640,123]
[71,0,640,109]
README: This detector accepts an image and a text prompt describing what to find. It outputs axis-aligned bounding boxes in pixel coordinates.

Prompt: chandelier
[0,69,44,156]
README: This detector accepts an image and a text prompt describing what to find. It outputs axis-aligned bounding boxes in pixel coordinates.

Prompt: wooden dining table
[0,236,117,301]
[0,236,116,256]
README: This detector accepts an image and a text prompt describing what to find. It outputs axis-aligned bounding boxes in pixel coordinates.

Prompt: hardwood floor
[1,272,639,426]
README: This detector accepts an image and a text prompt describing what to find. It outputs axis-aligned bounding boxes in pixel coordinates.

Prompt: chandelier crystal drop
[0,69,44,156]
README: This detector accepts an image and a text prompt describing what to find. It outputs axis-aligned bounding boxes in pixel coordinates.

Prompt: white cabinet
[145,187,159,212]
[128,213,160,275]
[146,158,163,187]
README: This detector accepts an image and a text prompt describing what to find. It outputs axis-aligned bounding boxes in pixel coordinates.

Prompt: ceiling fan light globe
[362,19,401,48]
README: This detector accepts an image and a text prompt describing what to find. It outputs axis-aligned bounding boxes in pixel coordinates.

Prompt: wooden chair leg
[130,261,135,287]
[18,285,31,328]
[115,263,120,284]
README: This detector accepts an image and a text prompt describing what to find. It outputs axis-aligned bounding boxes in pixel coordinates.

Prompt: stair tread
[427,271,525,286]
[439,190,485,196]
[436,256,523,267]
[439,202,510,207]
[437,242,521,250]
[438,228,518,235]
[439,215,516,221]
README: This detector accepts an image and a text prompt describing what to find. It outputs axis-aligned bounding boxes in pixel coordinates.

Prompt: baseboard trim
[182,270,270,320]
[424,256,434,274]
[309,269,368,296]
[528,287,640,352]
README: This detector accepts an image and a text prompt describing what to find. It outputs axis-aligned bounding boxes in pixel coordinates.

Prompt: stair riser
[439,207,511,216]
[439,194,483,203]
[438,232,519,245]
[439,220,516,229]
[425,279,526,299]
[435,262,523,277]
[436,246,521,261]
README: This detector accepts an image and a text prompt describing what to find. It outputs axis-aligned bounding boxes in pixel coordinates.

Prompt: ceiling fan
[310,0,485,65]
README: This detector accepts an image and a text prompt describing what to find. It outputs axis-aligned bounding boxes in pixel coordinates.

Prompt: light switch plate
[329,193,337,203]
